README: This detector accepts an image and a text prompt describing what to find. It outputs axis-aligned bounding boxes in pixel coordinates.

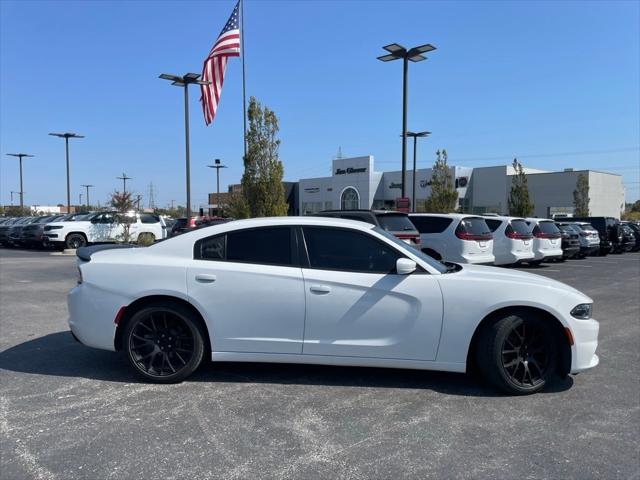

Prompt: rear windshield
[377,214,416,232]
[536,221,560,234]
[510,219,531,235]
[459,217,491,235]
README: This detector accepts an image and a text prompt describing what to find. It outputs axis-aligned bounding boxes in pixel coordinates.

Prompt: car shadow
[0,331,573,397]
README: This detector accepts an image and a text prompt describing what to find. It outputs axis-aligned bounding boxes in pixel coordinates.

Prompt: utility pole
[81,184,94,208]
[135,194,142,211]
[6,153,34,213]
[207,159,227,216]
[49,132,84,213]
[117,173,132,194]
[79,193,83,205]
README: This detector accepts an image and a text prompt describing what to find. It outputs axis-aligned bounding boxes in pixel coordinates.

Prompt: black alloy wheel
[477,312,556,395]
[124,303,205,383]
[65,233,87,249]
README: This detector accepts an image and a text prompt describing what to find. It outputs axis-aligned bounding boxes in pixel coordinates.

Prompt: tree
[224,192,250,219]
[573,173,589,216]
[507,158,534,217]
[424,149,458,213]
[241,97,288,218]
[110,191,134,243]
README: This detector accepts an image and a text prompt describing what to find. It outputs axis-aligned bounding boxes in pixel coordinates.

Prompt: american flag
[201,1,241,125]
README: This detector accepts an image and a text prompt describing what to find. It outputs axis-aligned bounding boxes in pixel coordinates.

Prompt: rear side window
[410,216,453,234]
[485,219,503,232]
[377,214,417,232]
[303,227,401,273]
[140,213,160,224]
[199,235,225,260]
[227,227,292,266]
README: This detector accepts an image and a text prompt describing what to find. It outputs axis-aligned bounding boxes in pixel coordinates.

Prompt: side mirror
[396,258,417,275]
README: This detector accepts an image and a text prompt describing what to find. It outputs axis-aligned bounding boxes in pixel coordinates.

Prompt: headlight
[44,225,63,231]
[571,303,592,319]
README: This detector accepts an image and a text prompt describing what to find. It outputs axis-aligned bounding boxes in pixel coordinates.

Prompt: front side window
[303,227,400,273]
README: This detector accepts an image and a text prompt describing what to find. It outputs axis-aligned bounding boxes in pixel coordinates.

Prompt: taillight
[455,230,493,241]
[533,231,561,239]
[505,230,533,240]
[188,218,197,228]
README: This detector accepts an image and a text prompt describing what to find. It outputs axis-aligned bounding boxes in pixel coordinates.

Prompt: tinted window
[459,217,491,235]
[227,227,292,266]
[536,221,560,234]
[377,214,417,232]
[340,214,372,224]
[510,219,531,235]
[410,216,453,234]
[303,227,401,273]
[140,213,160,224]
[199,234,225,260]
[485,219,503,232]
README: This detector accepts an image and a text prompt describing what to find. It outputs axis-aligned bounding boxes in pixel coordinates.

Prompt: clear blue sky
[1,0,639,209]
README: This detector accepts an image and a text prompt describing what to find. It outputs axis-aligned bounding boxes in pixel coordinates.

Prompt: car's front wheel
[123,302,205,383]
[476,312,556,395]
[65,233,87,249]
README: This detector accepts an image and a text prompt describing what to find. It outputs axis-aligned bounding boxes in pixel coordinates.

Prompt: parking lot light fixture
[49,133,84,213]
[159,72,212,221]
[6,153,34,213]
[81,184,94,208]
[378,43,436,201]
[207,159,227,216]
[117,173,132,194]
[404,131,431,212]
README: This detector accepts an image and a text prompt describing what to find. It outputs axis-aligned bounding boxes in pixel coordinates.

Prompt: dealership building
[297,156,625,218]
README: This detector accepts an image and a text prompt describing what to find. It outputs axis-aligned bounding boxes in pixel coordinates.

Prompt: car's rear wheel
[476,312,556,395]
[123,303,205,383]
[65,233,87,249]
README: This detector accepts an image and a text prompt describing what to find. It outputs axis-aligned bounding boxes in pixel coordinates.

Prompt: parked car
[7,216,37,247]
[622,222,640,252]
[20,214,68,248]
[482,216,534,266]
[409,213,494,264]
[524,218,563,265]
[560,222,600,257]
[169,216,231,237]
[618,224,636,253]
[312,210,420,249]
[570,217,620,255]
[556,225,581,260]
[44,212,167,249]
[68,216,599,394]
[0,217,21,245]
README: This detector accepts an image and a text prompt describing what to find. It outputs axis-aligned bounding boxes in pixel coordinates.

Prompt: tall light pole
[6,153,34,213]
[79,193,83,206]
[378,43,436,201]
[207,159,227,216]
[49,133,84,213]
[404,131,431,212]
[117,173,132,194]
[159,73,211,221]
[81,184,93,208]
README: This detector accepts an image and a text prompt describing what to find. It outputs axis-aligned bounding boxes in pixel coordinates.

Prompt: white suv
[483,216,535,266]
[561,222,600,257]
[525,218,564,265]
[409,213,494,264]
[44,211,167,249]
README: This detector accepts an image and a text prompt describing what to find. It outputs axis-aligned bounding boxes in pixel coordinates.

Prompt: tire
[123,302,205,383]
[528,260,543,267]
[476,311,556,395]
[136,232,156,245]
[65,233,87,249]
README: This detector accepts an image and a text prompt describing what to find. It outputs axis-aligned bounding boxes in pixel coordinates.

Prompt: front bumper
[570,318,600,374]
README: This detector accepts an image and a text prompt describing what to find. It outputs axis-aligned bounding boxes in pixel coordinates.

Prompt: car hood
[456,263,590,301]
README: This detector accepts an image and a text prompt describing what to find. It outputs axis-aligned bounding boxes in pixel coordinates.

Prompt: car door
[186,226,306,354]
[300,226,444,361]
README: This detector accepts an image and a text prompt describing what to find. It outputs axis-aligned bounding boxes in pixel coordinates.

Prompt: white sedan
[68,217,599,394]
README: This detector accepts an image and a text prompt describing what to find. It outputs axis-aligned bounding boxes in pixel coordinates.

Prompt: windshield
[373,226,448,273]
[377,214,417,232]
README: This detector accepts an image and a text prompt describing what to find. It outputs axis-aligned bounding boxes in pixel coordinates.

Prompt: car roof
[409,213,482,220]
[318,209,407,216]
[525,217,554,223]
[481,215,526,222]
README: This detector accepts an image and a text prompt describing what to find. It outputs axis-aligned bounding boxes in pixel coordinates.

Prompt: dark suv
[312,210,421,249]
[570,216,620,255]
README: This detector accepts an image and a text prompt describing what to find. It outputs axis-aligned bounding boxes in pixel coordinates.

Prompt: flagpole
[240,0,247,159]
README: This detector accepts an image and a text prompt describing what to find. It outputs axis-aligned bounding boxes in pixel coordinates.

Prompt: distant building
[297,156,625,218]
[29,205,75,214]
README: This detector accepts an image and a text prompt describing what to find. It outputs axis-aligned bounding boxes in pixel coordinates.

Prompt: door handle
[195,274,217,283]
[309,284,331,294]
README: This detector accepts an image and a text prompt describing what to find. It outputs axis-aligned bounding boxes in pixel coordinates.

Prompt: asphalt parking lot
[1,249,638,479]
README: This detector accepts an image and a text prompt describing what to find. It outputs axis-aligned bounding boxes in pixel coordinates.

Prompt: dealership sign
[335,167,367,175]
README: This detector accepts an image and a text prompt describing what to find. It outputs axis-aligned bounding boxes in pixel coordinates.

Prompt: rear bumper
[532,247,563,261]
[581,245,600,255]
[68,283,120,351]
[460,253,495,265]
[563,246,580,257]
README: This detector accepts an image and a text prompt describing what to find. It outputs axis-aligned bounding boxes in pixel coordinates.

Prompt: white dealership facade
[298,156,625,218]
